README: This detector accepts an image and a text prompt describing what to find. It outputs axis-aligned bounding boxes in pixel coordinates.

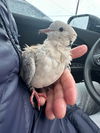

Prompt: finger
[71,45,88,59]
[39,93,47,106]
[53,82,67,118]
[45,89,55,120]
[60,69,77,105]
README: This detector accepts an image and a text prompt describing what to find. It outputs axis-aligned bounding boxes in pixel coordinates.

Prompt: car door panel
[13,13,52,49]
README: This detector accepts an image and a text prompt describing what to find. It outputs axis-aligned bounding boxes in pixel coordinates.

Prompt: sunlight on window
[27,0,78,22]
[26,0,100,22]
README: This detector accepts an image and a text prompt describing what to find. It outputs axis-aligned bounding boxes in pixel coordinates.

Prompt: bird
[21,20,77,109]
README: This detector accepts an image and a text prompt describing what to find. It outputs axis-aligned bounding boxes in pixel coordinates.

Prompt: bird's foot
[30,90,47,110]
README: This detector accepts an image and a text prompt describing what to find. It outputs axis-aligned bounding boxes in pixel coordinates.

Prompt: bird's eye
[59,27,64,32]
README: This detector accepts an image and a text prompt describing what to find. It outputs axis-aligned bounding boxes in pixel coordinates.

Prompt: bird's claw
[30,90,47,110]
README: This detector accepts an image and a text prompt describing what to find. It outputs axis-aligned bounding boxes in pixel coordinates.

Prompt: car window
[8,0,100,24]
[26,0,100,23]
[7,0,51,20]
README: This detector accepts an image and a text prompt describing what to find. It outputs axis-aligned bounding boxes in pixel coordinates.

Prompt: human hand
[39,45,88,119]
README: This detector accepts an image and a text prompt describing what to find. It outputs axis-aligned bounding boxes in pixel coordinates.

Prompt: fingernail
[48,114,55,120]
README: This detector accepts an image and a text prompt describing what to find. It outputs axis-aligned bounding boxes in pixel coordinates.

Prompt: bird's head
[39,21,77,46]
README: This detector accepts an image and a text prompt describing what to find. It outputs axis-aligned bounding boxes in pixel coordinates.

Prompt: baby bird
[21,20,77,109]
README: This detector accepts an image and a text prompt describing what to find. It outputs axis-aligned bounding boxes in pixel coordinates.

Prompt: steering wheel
[84,38,100,105]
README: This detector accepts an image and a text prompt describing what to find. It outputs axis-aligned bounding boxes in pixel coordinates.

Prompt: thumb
[71,45,88,59]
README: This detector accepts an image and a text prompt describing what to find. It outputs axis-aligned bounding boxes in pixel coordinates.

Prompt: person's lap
[90,111,100,128]
[76,81,100,127]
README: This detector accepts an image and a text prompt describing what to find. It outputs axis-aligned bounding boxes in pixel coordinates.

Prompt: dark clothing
[0,0,99,133]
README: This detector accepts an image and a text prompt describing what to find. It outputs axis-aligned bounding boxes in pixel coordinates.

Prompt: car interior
[13,12,100,107]
[7,0,100,126]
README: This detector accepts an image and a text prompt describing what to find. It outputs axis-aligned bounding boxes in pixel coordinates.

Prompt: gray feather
[21,51,35,86]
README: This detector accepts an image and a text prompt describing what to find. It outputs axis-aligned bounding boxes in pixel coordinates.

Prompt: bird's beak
[39,28,54,34]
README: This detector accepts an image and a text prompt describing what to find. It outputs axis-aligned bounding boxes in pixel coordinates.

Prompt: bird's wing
[21,53,35,86]
[21,50,36,87]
